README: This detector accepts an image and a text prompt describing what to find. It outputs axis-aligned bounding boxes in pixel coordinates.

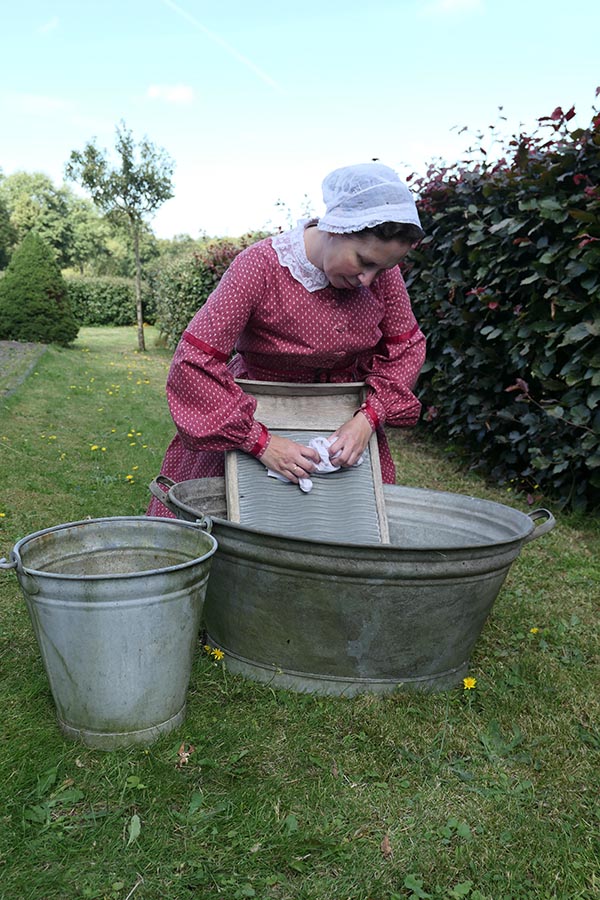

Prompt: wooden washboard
[224,381,390,544]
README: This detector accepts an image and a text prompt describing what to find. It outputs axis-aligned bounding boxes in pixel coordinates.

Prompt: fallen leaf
[176,742,195,768]
[381,833,393,859]
[126,813,141,847]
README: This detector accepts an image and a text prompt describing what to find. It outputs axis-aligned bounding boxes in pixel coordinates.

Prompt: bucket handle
[523,508,556,543]
[0,548,39,593]
[0,551,19,572]
[148,475,180,516]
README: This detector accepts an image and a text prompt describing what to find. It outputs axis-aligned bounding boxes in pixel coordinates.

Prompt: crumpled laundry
[267,436,364,493]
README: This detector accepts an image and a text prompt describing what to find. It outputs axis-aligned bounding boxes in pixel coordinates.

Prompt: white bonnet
[317,162,421,234]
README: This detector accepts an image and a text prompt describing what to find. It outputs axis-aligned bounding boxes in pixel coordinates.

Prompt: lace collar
[271,220,329,292]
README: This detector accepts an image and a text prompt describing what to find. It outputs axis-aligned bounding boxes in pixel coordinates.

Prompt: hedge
[406,103,600,511]
[66,276,156,327]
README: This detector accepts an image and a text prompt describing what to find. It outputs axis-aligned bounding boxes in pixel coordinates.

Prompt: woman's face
[321,233,412,290]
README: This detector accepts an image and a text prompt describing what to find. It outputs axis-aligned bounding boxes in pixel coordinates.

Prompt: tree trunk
[133,225,146,352]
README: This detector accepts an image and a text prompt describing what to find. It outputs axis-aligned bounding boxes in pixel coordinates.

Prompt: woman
[148,162,426,517]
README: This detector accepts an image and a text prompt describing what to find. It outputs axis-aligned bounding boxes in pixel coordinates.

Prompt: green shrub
[65,275,156,326]
[152,233,270,349]
[406,104,600,511]
[0,232,78,345]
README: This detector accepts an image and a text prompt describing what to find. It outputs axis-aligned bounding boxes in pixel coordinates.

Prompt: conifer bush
[0,232,79,345]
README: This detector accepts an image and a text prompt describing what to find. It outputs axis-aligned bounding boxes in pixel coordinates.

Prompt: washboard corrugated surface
[234,429,383,543]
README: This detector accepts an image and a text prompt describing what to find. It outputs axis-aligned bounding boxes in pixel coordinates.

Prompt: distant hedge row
[66,276,156,326]
[406,105,600,511]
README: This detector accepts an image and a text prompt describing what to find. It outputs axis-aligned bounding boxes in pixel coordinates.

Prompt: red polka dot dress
[147,228,425,518]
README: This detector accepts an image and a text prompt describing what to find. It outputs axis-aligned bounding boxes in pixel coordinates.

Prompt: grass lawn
[0,327,598,900]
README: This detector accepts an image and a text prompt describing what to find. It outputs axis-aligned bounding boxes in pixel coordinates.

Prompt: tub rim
[154,477,555,553]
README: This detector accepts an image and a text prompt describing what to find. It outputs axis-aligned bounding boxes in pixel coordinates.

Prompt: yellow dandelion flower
[101,447,107,452]
[90,445,99,451]
[203,644,211,653]
[132,465,139,471]
[529,627,539,634]
[463,677,477,690]
[127,432,134,438]
[211,648,225,661]
[126,474,134,482]
[0,512,6,518]
[111,429,116,433]
[130,442,136,446]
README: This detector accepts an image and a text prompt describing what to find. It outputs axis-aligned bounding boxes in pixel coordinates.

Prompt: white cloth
[267,436,364,493]
[271,220,329,292]
[317,162,422,234]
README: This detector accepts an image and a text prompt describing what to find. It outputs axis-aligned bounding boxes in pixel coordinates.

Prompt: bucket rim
[11,515,218,581]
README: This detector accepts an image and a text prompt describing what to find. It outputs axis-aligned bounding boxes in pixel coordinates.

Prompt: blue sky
[2,0,599,238]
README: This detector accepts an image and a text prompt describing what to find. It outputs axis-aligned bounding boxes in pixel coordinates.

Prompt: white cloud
[146,83,195,105]
[3,91,72,116]
[420,0,483,14]
[38,16,59,34]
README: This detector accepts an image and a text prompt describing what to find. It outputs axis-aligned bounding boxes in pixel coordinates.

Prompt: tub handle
[524,508,556,543]
[148,476,180,515]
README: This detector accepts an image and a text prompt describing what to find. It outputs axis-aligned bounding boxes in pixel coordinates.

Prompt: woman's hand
[327,414,372,467]
[259,434,320,483]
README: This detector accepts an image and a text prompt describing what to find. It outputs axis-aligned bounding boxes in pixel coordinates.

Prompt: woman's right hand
[259,434,320,483]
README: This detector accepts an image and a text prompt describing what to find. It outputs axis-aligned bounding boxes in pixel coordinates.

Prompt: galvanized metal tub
[149,476,555,695]
[0,516,218,749]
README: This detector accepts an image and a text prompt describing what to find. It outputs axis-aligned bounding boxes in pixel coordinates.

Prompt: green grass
[0,327,599,900]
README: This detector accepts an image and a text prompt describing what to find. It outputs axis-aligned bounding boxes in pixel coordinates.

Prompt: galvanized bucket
[1,516,218,749]
[149,476,555,695]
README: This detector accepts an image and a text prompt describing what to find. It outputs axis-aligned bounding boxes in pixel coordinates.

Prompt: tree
[0,192,15,269]
[65,121,174,350]
[67,196,113,275]
[0,171,74,267]
[0,232,78,345]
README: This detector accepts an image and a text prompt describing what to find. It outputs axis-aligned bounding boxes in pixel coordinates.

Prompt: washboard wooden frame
[224,380,390,543]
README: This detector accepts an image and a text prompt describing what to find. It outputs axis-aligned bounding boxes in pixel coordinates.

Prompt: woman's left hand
[327,413,372,467]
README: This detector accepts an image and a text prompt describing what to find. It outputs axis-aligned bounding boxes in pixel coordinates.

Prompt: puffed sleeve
[165,243,271,457]
[358,266,426,428]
